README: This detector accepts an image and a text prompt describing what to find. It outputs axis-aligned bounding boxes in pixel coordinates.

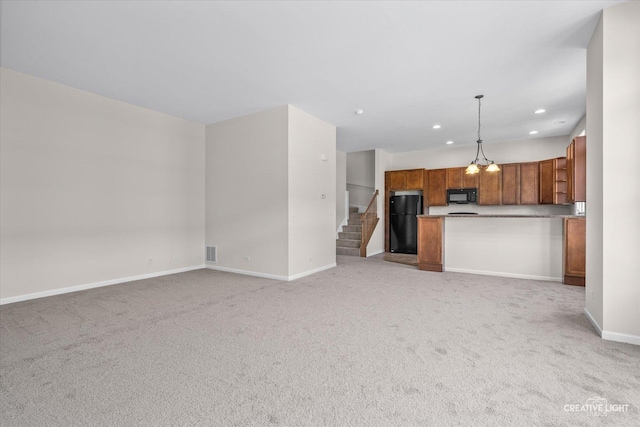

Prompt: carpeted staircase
[336,207,362,256]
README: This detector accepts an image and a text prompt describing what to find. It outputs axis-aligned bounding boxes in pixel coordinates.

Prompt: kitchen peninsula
[417,214,586,285]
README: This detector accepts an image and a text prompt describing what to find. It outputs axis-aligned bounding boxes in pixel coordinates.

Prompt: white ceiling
[0,1,624,153]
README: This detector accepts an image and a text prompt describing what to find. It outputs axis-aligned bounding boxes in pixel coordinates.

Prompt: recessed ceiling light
[446,140,454,145]
[433,125,441,129]
[529,131,538,135]
[534,109,546,114]
[355,109,364,115]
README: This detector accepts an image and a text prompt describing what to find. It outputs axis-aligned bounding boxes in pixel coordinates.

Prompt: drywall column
[206,105,336,280]
[205,107,290,278]
[288,106,337,277]
[586,1,640,345]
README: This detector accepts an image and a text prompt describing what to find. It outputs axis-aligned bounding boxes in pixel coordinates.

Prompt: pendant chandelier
[465,95,500,174]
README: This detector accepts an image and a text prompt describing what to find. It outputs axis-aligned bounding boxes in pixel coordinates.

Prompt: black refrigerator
[389,195,423,254]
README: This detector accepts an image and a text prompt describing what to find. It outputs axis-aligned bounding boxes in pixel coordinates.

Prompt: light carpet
[1,255,639,426]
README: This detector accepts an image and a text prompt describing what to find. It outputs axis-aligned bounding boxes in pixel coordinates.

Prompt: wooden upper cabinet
[501,163,520,205]
[386,169,424,191]
[539,158,567,204]
[387,170,406,191]
[427,169,447,206]
[406,169,424,190]
[446,167,478,189]
[520,162,539,205]
[567,136,586,202]
[478,167,502,205]
[539,159,555,204]
[554,158,567,204]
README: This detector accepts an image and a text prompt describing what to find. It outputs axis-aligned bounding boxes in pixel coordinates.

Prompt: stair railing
[360,189,380,257]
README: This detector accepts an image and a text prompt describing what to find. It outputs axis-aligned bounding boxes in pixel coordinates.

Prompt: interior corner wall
[205,106,289,278]
[336,150,347,230]
[287,106,337,277]
[585,15,605,332]
[367,149,391,256]
[0,68,205,301]
[600,1,640,342]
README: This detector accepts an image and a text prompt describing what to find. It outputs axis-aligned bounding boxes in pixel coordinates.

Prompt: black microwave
[447,188,477,204]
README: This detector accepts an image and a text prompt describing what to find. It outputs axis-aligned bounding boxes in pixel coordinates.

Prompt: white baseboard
[206,263,336,281]
[288,263,337,280]
[444,267,562,282]
[583,307,639,346]
[0,265,206,305]
[602,330,640,346]
[366,249,384,257]
[583,307,603,336]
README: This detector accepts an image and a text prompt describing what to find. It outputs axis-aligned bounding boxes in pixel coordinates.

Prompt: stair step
[342,225,362,233]
[337,247,360,256]
[336,239,361,248]
[349,206,359,213]
[348,218,362,226]
[349,212,362,220]
[339,231,362,240]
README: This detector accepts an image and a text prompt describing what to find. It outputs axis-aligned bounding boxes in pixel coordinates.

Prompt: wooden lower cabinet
[564,218,586,286]
[417,216,443,272]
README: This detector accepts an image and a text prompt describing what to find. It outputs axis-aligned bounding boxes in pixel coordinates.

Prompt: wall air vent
[206,246,217,263]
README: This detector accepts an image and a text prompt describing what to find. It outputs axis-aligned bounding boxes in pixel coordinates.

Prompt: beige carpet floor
[1,255,639,426]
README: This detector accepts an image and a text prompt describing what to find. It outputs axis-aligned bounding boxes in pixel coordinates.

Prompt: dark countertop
[418,214,586,219]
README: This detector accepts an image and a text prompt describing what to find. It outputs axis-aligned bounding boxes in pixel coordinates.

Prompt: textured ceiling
[0,1,624,153]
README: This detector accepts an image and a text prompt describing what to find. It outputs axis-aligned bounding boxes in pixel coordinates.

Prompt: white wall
[586,16,605,331]
[601,1,640,342]
[0,68,205,302]
[288,106,336,277]
[586,2,640,344]
[336,150,347,230]
[205,106,289,278]
[391,136,569,170]
[346,150,376,209]
[346,150,375,187]
[444,218,563,281]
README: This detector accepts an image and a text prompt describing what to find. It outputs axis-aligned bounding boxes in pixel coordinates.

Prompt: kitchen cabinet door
[446,168,463,189]
[427,169,447,206]
[417,216,443,272]
[539,159,554,204]
[520,162,539,205]
[447,167,478,189]
[564,218,586,286]
[501,163,520,205]
[567,136,586,202]
[387,171,406,191]
[479,168,502,205]
[406,169,424,190]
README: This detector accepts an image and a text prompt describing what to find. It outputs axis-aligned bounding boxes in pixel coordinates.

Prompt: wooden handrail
[360,189,380,257]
